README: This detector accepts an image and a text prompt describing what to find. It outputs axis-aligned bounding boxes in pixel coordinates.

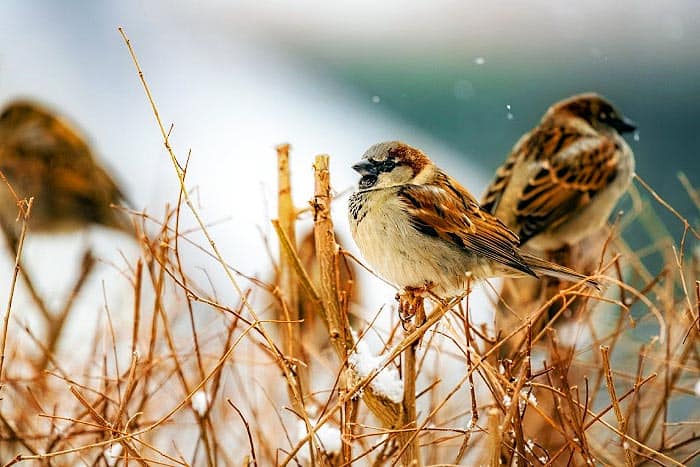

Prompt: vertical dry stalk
[277,143,300,352]
[600,345,634,467]
[549,332,594,464]
[276,143,308,404]
[312,154,354,463]
[398,292,425,467]
[0,179,52,324]
[312,155,353,353]
[130,258,143,357]
[0,198,32,384]
[274,221,402,428]
[487,408,502,467]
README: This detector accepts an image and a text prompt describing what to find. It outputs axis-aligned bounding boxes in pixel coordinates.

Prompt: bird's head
[0,100,51,127]
[545,92,636,135]
[352,141,434,191]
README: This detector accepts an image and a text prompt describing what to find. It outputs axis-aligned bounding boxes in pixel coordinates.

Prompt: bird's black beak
[352,160,377,176]
[610,115,637,134]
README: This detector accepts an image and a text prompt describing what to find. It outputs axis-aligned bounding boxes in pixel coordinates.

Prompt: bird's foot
[397,284,432,329]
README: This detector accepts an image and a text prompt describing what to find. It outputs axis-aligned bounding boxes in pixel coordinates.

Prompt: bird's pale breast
[349,188,492,295]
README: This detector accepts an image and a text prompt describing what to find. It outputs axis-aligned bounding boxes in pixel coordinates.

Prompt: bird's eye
[379,160,396,172]
[599,112,608,120]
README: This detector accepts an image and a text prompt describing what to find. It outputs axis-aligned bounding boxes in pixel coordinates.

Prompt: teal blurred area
[266,0,699,243]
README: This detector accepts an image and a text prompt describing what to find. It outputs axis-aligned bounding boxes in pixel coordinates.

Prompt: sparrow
[348,141,598,297]
[481,93,636,251]
[0,100,132,236]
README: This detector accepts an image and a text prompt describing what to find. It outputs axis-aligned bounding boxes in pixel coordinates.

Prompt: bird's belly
[351,202,484,296]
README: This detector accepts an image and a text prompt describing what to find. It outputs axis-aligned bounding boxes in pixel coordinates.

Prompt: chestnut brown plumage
[0,100,131,236]
[481,93,635,250]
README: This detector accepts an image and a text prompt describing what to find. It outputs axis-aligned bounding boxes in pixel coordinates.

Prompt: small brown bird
[0,100,131,237]
[348,141,598,297]
[481,93,636,251]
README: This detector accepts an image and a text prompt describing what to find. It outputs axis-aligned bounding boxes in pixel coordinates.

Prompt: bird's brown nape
[563,98,594,120]
[387,143,430,176]
[546,93,616,127]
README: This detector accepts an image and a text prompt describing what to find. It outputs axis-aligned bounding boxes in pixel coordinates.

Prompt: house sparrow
[0,100,132,236]
[481,93,636,251]
[348,141,598,297]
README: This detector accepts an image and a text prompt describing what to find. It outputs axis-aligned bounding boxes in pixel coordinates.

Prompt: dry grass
[0,29,698,466]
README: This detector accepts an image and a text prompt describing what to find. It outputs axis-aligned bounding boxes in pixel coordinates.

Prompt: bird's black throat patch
[359,175,377,189]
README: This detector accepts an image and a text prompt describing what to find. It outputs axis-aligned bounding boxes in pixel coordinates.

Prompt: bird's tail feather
[521,253,600,291]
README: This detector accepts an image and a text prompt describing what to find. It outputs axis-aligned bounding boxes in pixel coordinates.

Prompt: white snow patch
[297,420,342,456]
[104,443,122,467]
[316,424,342,454]
[347,339,404,404]
[528,391,538,407]
[191,390,211,417]
[519,388,538,409]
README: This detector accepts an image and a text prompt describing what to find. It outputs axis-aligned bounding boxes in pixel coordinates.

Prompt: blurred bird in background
[0,100,136,371]
[0,100,132,245]
[482,93,636,359]
[482,92,636,251]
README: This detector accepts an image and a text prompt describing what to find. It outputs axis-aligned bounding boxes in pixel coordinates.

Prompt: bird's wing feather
[481,132,530,214]
[398,172,536,277]
[514,135,620,243]
[17,114,124,199]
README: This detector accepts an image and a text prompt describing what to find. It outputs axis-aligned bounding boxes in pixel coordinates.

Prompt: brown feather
[481,93,629,246]
[514,136,619,243]
[0,100,131,234]
[398,171,536,277]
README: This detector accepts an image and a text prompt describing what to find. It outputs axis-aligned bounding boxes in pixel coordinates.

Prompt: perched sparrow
[348,141,598,297]
[481,93,636,251]
[0,100,131,235]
